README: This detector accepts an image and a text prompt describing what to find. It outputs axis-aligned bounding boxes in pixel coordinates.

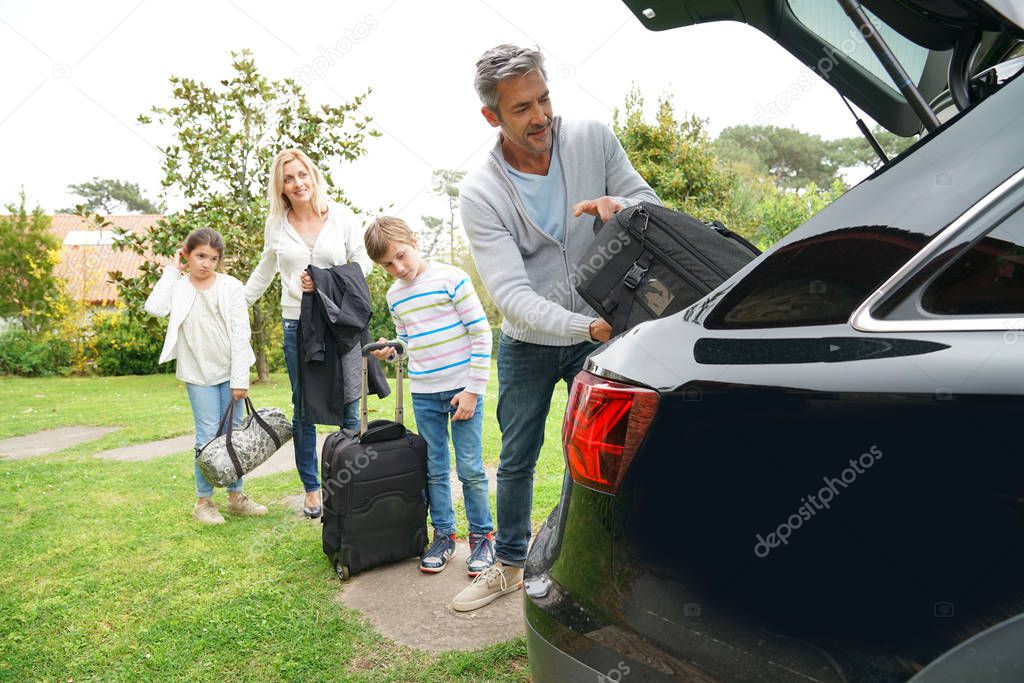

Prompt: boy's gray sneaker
[451,561,523,612]
[420,531,456,573]
[467,532,495,577]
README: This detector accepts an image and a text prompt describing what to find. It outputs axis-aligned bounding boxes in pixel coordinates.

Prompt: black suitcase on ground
[576,201,761,335]
[321,340,428,581]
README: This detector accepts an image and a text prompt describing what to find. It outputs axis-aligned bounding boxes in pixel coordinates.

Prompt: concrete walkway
[0,426,120,460]
[93,434,194,462]
[338,541,524,652]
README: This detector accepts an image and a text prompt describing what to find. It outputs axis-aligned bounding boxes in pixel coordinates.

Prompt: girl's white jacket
[144,268,256,389]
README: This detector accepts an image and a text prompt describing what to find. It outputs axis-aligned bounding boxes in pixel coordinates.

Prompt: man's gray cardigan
[460,116,660,346]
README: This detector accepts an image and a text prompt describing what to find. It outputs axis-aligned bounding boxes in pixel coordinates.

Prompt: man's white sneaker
[451,561,523,612]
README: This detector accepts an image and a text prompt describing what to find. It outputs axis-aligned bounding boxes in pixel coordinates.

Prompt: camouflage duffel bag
[196,397,293,487]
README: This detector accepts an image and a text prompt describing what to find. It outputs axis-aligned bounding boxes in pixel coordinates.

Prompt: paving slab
[246,433,328,480]
[93,435,194,462]
[0,426,120,460]
[338,541,524,652]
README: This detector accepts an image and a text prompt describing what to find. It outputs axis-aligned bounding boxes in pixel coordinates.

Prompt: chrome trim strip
[850,167,1024,333]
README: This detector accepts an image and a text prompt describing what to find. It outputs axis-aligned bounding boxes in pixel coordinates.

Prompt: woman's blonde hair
[267,148,329,218]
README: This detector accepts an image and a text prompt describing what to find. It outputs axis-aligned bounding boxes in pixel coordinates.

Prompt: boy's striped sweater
[386,261,492,395]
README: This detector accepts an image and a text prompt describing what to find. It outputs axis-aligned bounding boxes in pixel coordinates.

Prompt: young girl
[145,228,267,525]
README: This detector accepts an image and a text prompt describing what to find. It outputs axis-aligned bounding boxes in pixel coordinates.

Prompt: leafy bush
[0,328,74,376]
[89,311,172,376]
[753,180,846,248]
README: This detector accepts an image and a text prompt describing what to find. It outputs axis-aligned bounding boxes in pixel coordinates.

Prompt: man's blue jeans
[494,333,600,567]
[186,381,244,498]
[411,388,493,537]
[283,319,359,493]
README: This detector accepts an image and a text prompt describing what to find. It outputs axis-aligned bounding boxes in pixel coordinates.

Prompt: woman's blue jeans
[411,388,493,537]
[283,319,359,492]
[493,333,599,567]
[186,381,244,498]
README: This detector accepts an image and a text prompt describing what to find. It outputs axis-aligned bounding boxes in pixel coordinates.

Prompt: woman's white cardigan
[244,201,373,319]
[144,269,255,389]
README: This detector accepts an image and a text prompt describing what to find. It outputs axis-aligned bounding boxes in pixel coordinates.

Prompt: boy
[364,216,495,576]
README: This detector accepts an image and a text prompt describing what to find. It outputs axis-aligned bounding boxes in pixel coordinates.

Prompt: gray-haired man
[452,44,659,611]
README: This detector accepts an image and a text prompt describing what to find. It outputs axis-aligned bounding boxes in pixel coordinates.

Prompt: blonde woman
[245,149,372,518]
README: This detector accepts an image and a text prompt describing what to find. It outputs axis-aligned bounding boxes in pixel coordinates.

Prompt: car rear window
[922,206,1024,315]
[705,226,929,329]
[787,0,929,95]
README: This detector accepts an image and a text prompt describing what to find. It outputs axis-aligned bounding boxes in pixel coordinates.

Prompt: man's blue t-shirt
[502,139,567,244]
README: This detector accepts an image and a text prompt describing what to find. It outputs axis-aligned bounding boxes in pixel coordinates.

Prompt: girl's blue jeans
[186,381,244,498]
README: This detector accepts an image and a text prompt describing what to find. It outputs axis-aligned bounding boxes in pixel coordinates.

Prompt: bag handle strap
[222,396,281,479]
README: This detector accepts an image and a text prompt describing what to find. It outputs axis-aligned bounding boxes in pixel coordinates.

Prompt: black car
[525,1,1024,681]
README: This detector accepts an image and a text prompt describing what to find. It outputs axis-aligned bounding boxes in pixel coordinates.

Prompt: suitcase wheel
[335,563,350,582]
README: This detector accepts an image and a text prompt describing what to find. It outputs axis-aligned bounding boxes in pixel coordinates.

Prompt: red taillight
[563,371,659,494]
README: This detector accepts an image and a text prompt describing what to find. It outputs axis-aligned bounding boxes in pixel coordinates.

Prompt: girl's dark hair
[184,228,225,257]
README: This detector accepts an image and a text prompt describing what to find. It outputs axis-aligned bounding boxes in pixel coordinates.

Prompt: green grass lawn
[0,364,570,681]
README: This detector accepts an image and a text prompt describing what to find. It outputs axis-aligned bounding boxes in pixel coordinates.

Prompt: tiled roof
[49,214,166,305]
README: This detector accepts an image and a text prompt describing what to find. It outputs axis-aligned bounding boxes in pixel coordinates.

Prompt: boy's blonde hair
[364,216,418,261]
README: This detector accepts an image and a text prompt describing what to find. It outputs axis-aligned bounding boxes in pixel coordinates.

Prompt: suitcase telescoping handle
[360,339,408,436]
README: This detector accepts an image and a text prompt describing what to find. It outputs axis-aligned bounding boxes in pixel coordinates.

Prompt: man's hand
[369,337,397,361]
[232,388,248,401]
[589,318,612,343]
[573,197,624,223]
[300,271,315,293]
[450,390,478,422]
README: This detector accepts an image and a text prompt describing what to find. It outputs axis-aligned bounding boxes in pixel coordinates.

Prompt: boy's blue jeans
[283,319,359,493]
[494,333,600,567]
[411,388,493,537]
[186,381,244,498]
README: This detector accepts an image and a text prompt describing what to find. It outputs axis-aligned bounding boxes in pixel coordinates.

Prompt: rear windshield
[705,226,929,329]
[788,0,930,95]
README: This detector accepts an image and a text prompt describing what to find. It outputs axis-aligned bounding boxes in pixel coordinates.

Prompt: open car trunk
[620,0,1024,135]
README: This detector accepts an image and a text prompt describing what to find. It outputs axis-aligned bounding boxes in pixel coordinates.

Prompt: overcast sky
[1,0,877,226]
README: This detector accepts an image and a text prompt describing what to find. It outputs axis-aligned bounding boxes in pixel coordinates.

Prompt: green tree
[419,169,467,262]
[828,125,916,171]
[0,191,61,331]
[113,50,378,381]
[613,88,734,222]
[753,180,847,248]
[61,178,165,214]
[715,124,841,190]
[418,168,500,327]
